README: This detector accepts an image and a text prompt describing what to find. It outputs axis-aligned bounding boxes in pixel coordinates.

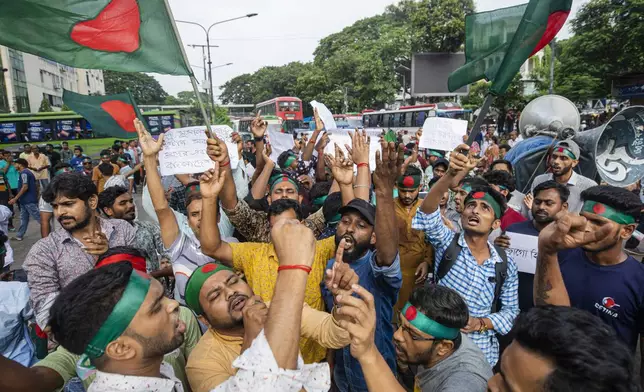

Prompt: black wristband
[254,136,264,142]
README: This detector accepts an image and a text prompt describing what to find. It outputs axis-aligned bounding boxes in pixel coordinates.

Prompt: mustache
[228,293,249,313]
[58,216,76,223]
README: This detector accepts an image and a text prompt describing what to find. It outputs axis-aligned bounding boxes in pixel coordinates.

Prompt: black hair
[98,186,129,214]
[402,165,423,178]
[62,141,69,145]
[100,149,111,157]
[499,143,511,152]
[310,181,332,201]
[49,262,132,357]
[490,159,513,173]
[46,143,54,148]
[53,162,71,171]
[513,306,638,392]
[409,285,468,347]
[581,185,642,223]
[458,176,489,188]
[491,136,499,144]
[43,172,97,203]
[277,150,296,169]
[23,144,30,148]
[268,198,303,221]
[14,158,28,167]
[465,184,508,214]
[323,192,342,223]
[483,170,516,200]
[98,246,148,265]
[533,180,570,203]
[98,162,114,176]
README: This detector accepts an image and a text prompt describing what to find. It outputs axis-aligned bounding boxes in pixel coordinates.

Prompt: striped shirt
[411,208,519,366]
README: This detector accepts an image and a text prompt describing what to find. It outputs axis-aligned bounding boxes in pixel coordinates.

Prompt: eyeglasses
[402,325,438,342]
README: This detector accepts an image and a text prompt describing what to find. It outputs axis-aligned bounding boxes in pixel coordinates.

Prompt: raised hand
[400,143,418,175]
[314,107,324,132]
[494,233,511,249]
[206,135,230,164]
[298,175,313,190]
[134,118,164,158]
[199,163,226,199]
[271,219,316,268]
[232,132,243,156]
[524,193,534,210]
[325,144,354,186]
[350,130,370,166]
[373,141,403,191]
[336,285,377,362]
[538,211,613,254]
[241,295,268,352]
[82,230,108,256]
[250,110,267,138]
[315,132,330,152]
[262,144,274,167]
[325,239,359,297]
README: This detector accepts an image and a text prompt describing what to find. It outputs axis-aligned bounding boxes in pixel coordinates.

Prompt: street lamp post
[176,14,258,121]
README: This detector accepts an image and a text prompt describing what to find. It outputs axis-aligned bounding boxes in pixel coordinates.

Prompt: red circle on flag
[593,203,606,214]
[202,264,219,273]
[405,305,417,321]
[472,191,485,199]
[402,176,415,188]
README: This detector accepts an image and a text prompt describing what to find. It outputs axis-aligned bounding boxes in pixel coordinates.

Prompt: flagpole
[465,94,495,147]
[126,89,148,131]
[162,0,214,138]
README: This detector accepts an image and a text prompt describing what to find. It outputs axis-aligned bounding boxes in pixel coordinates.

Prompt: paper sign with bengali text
[505,232,539,274]
[419,117,468,152]
[159,128,213,176]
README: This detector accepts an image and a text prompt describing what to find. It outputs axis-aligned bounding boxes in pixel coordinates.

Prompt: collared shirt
[531,171,597,213]
[27,154,51,180]
[0,159,19,189]
[60,149,73,164]
[223,198,326,243]
[35,306,201,392]
[0,282,35,367]
[321,250,402,392]
[88,361,184,392]
[24,217,136,329]
[229,236,337,363]
[212,330,330,392]
[411,209,519,366]
[186,302,349,392]
[133,220,165,273]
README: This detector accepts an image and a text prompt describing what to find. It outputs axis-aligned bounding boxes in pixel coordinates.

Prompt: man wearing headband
[184,250,355,392]
[489,159,526,214]
[445,176,489,234]
[48,262,187,391]
[412,144,519,366]
[277,150,299,171]
[535,185,644,366]
[530,140,597,212]
[483,170,526,232]
[336,284,492,392]
[394,165,433,315]
[25,172,136,330]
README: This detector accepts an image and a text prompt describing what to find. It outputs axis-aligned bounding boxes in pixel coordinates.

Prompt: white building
[0,45,104,114]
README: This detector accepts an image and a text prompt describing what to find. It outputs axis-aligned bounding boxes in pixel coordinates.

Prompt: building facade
[0,45,104,114]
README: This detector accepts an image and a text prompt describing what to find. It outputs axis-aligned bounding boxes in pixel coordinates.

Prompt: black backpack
[434,232,508,313]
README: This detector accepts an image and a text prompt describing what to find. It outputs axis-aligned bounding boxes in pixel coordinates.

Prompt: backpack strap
[491,245,508,314]
[436,233,462,283]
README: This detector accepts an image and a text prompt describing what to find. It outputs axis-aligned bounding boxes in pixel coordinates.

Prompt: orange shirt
[92,164,120,193]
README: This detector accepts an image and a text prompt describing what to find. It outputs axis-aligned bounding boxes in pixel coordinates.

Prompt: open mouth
[467,216,480,225]
[342,235,355,250]
[229,295,247,313]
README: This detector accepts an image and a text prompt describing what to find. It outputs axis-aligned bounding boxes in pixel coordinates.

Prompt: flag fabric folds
[448,0,572,95]
[0,0,192,76]
[63,90,142,138]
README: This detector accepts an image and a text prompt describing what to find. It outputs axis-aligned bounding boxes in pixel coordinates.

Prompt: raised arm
[371,142,403,267]
[350,130,371,202]
[250,147,275,200]
[134,119,178,249]
[301,109,324,162]
[326,144,355,206]
[197,165,233,266]
[250,111,268,171]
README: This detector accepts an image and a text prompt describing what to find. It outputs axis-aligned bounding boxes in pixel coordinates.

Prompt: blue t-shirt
[0,160,19,189]
[321,249,402,392]
[560,247,644,350]
[17,169,37,205]
[69,155,86,172]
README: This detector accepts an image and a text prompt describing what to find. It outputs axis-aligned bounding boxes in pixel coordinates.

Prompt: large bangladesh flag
[0,0,192,76]
[63,90,143,138]
[448,0,572,95]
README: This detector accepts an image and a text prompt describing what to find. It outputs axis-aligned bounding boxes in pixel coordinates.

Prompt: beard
[130,330,185,360]
[335,232,373,262]
[57,205,93,232]
[533,210,555,224]
[400,195,419,207]
[552,164,572,177]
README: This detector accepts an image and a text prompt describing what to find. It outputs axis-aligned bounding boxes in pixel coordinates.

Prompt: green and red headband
[582,200,636,225]
[402,303,459,340]
[313,195,328,207]
[554,147,577,160]
[281,154,297,169]
[84,270,151,359]
[465,191,502,219]
[270,174,299,192]
[55,168,72,176]
[185,263,234,314]
[397,174,422,190]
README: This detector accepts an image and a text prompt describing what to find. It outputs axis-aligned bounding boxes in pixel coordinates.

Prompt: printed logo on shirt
[595,297,620,318]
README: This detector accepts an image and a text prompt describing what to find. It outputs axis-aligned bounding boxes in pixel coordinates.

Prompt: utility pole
[549,38,556,94]
[343,87,349,113]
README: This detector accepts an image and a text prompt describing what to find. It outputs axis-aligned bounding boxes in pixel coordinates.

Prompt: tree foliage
[104,71,168,104]
[38,97,52,112]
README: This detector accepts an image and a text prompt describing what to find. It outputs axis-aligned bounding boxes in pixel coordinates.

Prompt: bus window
[410,112,418,128]
[279,101,290,112]
[382,114,392,128]
[393,113,401,128]
[416,111,427,126]
[290,102,301,112]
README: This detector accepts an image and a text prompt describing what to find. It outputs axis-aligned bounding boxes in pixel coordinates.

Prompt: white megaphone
[519,95,580,140]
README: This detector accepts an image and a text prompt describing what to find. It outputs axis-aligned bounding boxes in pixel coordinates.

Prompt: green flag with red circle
[0,0,192,76]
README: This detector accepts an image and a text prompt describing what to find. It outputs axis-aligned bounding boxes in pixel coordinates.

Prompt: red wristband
[277,265,312,274]
[357,162,369,169]
[220,160,230,167]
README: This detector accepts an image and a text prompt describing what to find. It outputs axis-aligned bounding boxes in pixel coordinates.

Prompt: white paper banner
[505,232,539,274]
[225,142,240,170]
[310,101,337,131]
[159,128,213,176]
[268,129,295,163]
[419,118,468,152]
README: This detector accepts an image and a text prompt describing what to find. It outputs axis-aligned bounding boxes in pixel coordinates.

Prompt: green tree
[104,71,168,104]
[39,97,52,112]
[218,74,255,104]
[61,103,72,111]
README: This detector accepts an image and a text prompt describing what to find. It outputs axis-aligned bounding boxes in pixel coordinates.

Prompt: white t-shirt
[0,205,14,267]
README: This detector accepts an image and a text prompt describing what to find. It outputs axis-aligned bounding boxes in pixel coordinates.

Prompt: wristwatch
[254,136,264,142]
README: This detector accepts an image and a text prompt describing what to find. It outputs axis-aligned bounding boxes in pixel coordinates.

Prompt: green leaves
[104,71,167,105]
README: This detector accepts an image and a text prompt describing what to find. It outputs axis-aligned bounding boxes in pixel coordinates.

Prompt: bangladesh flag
[448,0,572,95]
[0,0,192,76]
[63,90,143,138]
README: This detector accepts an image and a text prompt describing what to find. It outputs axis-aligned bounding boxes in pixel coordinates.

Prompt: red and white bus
[255,97,303,132]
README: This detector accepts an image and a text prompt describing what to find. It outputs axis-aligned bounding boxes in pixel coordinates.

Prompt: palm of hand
[333,164,353,185]
[140,134,162,156]
[373,161,397,189]
[200,175,222,198]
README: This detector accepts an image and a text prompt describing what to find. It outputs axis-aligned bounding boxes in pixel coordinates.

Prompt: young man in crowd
[498,143,511,159]
[44,144,61,172]
[110,154,143,193]
[24,172,136,330]
[69,145,87,172]
[19,144,31,160]
[530,140,597,212]
[336,284,493,391]
[488,159,526,213]
[487,306,639,392]
[394,165,432,315]
[27,146,51,189]
[1,150,19,231]
[98,186,170,279]
[533,185,644,386]
[39,163,73,238]
[494,181,569,311]
[60,141,73,164]
[321,141,402,392]
[8,158,41,241]
[507,130,522,148]
[184,239,356,392]
[412,144,519,366]
[318,191,343,240]
[482,170,527,231]
[92,150,120,193]
[431,158,449,179]
[81,156,93,176]
[444,176,489,234]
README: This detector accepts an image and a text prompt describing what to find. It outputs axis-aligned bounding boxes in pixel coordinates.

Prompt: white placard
[212,125,234,143]
[505,232,539,274]
[310,101,337,131]
[419,117,468,151]
[268,129,295,163]
[325,134,352,157]
[225,142,240,170]
[159,128,213,176]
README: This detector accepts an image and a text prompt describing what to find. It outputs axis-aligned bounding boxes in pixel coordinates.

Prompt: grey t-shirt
[417,334,492,392]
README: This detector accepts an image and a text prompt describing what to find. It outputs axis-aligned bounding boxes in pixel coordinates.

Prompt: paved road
[9,193,151,271]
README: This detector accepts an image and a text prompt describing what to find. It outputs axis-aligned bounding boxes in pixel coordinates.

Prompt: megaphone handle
[466,94,495,148]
